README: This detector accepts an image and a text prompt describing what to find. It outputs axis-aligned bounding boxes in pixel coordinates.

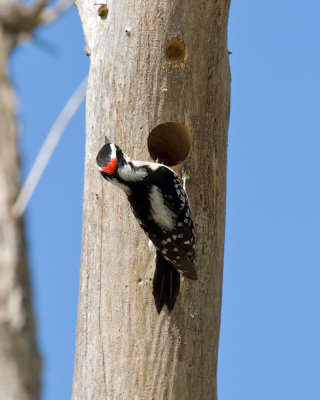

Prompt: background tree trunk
[0,1,69,397]
[0,25,41,400]
[73,1,231,399]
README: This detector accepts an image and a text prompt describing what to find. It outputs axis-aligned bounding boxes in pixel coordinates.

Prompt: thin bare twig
[39,0,74,25]
[12,76,88,217]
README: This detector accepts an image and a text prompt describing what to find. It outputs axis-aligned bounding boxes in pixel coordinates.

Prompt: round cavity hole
[97,4,108,19]
[147,122,192,166]
[164,37,187,68]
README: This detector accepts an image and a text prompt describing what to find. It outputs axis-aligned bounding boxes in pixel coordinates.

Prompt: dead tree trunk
[73,1,231,399]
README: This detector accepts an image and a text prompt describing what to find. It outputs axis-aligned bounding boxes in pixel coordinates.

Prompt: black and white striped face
[96,143,148,194]
[96,143,122,177]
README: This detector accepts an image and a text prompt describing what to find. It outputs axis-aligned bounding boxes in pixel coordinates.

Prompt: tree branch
[0,0,73,36]
[12,76,88,217]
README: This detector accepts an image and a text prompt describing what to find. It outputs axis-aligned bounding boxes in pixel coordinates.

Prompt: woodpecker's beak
[104,136,110,144]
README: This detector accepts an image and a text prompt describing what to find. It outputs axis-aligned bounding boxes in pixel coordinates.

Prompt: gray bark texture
[0,0,69,398]
[73,1,231,399]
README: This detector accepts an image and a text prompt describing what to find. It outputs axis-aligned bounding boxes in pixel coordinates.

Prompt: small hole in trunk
[164,37,187,68]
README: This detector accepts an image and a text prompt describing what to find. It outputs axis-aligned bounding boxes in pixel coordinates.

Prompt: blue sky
[10,2,320,399]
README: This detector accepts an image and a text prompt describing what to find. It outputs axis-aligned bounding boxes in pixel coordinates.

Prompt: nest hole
[147,122,192,166]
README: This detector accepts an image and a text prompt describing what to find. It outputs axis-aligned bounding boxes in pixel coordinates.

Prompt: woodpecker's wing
[149,166,188,216]
[147,167,197,279]
[149,227,197,280]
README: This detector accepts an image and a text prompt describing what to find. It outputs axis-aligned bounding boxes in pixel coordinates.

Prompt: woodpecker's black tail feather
[153,251,180,313]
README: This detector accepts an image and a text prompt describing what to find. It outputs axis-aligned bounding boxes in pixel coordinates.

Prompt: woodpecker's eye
[101,158,117,174]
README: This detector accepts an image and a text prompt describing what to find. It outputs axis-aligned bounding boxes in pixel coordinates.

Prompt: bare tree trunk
[0,1,70,398]
[73,1,231,399]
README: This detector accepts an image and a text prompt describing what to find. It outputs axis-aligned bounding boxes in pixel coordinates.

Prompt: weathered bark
[0,1,71,398]
[73,1,231,399]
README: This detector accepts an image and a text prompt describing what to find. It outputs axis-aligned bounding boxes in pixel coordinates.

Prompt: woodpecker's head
[96,143,127,178]
[96,142,147,190]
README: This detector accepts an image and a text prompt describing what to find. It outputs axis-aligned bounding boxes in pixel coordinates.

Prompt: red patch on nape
[101,158,117,174]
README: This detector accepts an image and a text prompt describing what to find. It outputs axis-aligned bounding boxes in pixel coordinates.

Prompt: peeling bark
[73,1,231,399]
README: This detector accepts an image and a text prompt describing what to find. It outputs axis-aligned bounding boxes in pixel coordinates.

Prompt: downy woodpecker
[96,141,197,313]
